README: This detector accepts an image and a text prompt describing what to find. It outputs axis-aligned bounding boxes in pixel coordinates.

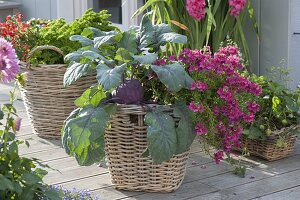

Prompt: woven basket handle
[25,45,64,69]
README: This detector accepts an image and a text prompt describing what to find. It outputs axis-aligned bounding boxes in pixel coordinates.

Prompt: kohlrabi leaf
[132,53,157,64]
[70,35,93,47]
[138,12,155,49]
[64,49,84,62]
[86,27,109,37]
[96,63,127,90]
[74,85,106,108]
[173,102,195,154]
[62,105,111,166]
[82,49,114,65]
[64,61,93,87]
[151,63,192,92]
[145,108,177,164]
[158,32,187,44]
[94,31,118,48]
[118,30,138,54]
[115,48,133,62]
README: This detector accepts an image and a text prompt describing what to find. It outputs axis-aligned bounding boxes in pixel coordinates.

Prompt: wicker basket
[239,127,297,161]
[105,104,189,192]
[19,46,96,139]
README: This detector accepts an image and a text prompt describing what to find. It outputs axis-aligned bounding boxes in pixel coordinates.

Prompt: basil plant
[62,13,195,166]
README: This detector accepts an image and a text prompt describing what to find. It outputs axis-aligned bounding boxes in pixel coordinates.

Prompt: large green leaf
[64,49,84,62]
[62,105,114,165]
[132,53,157,64]
[70,35,93,47]
[173,102,196,154]
[96,63,126,90]
[0,110,3,120]
[145,108,177,164]
[82,49,114,65]
[63,61,92,87]
[94,31,118,48]
[138,12,155,49]
[151,63,193,92]
[158,32,187,44]
[0,174,14,191]
[118,30,138,54]
[74,85,106,108]
[114,48,133,62]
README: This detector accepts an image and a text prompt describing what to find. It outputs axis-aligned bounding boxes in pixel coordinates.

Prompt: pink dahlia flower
[0,38,20,83]
[228,0,247,17]
[186,0,207,21]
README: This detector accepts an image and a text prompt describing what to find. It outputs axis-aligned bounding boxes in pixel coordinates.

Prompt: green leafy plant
[245,69,300,146]
[134,0,258,70]
[31,9,116,65]
[62,13,195,165]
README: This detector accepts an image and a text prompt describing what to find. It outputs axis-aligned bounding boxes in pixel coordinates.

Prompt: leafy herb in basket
[32,9,116,65]
[245,70,300,147]
[62,13,196,165]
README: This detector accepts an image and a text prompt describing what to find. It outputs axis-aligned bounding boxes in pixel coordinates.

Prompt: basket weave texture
[105,104,189,192]
[239,131,297,161]
[20,46,96,139]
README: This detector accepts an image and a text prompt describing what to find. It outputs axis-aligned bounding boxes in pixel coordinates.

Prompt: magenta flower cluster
[0,37,20,83]
[186,0,247,21]
[186,0,206,21]
[178,45,261,164]
[228,0,247,17]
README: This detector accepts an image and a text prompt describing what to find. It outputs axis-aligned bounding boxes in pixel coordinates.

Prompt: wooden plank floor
[1,83,300,200]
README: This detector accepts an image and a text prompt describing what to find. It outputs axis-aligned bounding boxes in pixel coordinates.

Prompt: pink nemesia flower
[244,113,255,123]
[0,38,20,83]
[247,102,260,113]
[195,123,208,135]
[214,150,224,164]
[186,0,207,21]
[188,101,204,113]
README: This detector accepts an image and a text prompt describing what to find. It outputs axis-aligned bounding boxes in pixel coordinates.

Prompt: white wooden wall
[6,0,58,20]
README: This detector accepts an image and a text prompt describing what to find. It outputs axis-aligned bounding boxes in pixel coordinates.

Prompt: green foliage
[245,71,300,144]
[62,13,195,166]
[0,87,59,200]
[63,12,191,95]
[32,9,116,64]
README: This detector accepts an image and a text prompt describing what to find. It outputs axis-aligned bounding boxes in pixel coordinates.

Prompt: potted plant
[1,10,116,139]
[62,13,196,192]
[241,70,300,161]
[175,45,262,177]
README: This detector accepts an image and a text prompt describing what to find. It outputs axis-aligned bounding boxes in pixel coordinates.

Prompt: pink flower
[186,0,207,21]
[153,58,167,66]
[244,113,255,123]
[247,102,260,113]
[191,81,208,91]
[0,38,20,83]
[228,0,247,17]
[188,101,204,113]
[213,106,220,116]
[214,150,224,164]
[195,123,208,135]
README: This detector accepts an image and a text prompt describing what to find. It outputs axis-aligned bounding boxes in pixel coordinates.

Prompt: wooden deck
[1,83,300,200]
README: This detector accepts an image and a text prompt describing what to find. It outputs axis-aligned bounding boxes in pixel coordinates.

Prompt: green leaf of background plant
[63,61,92,87]
[114,48,133,62]
[145,109,177,164]
[75,85,106,107]
[173,102,195,154]
[96,63,126,90]
[0,174,14,191]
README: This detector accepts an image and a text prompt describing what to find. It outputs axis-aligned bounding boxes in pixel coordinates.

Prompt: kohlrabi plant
[62,13,195,166]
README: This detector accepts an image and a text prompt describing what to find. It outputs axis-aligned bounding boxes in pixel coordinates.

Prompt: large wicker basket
[105,104,189,192]
[20,46,96,139]
[239,127,297,161]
